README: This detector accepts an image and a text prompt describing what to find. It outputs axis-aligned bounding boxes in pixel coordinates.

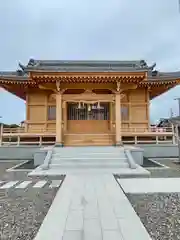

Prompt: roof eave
[24,68,149,73]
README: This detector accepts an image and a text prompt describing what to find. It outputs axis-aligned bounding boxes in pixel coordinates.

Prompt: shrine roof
[19,59,155,72]
[0,60,180,84]
[148,70,180,80]
[0,71,28,80]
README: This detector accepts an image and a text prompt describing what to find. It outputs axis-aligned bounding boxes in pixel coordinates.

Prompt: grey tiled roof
[148,70,180,80]
[0,71,28,80]
[0,59,180,81]
[19,59,156,72]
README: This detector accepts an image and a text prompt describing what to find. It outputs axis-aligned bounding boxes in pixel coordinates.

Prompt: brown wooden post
[110,102,113,131]
[115,86,122,146]
[63,101,67,132]
[115,93,121,145]
[55,92,63,146]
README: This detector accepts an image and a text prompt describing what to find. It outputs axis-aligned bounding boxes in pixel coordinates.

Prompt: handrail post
[156,135,159,144]
[39,136,42,146]
[172,124,176,144]
[0,123,3,146]
[17,135,20,146]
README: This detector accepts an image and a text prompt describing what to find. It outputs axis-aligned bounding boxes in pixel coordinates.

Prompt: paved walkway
[34,174,151,240]
[118,178,180,193]
[0,180,62,189]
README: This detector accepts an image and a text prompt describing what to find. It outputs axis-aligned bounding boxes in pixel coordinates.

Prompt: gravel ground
[127,193,180,240]
[0,161,65,181]
[0,161,64,239]
[147,159,180,178]
[0,161,22,176]
[156,158,180,169]
[0,187,58,240]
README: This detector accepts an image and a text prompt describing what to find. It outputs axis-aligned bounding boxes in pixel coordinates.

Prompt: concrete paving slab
[118,178,180,193]
[34,174,152,240]
[33,180,47,188]
[49,180,62,188]
[28,165,150,176]
[0,181,18,189]
[15,180,32,189]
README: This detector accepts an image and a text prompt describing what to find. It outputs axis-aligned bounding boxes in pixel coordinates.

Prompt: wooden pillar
[115,92,122,145]
[55,93,63,146]
[110,102,113,131]
[63,101,67,132]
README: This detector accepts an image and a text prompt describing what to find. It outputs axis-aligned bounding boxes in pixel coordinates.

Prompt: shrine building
[0,59,179,146]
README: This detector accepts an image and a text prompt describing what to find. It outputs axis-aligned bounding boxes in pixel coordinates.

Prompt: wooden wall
[26,87,150,133]
[121,88,150,131]
[26,90,56,133]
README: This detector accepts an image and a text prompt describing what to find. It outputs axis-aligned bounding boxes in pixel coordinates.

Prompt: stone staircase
[49,146,130,171]
[29,146,150,177]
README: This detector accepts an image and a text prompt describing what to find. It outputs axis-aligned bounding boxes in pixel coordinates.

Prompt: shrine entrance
[67,102,110,133]
[62,90,114,145]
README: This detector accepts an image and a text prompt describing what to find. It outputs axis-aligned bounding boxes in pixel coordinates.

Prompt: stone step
[51,158,127,163]
[53,147,124,153]
[49,162,129,169]
[52,152,125,158]
[51,154,126,159]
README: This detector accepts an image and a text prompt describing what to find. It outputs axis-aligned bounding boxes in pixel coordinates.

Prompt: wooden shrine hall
[0,59,179,146]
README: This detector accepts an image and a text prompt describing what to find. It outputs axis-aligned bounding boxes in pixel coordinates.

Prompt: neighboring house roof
[168,116,180,126]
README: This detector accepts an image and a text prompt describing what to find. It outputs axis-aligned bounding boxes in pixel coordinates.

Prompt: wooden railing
[122,127,173,133]
[0,125,174,146]
[1,126,173,134]
[3,127,25,133]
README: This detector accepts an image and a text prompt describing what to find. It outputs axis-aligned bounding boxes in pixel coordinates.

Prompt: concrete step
[53,148,124,154]
[51,155,126,160]
[52,152,125,157]
[51,158,127,164]
[53,146,123,150]
[49,162,129,169]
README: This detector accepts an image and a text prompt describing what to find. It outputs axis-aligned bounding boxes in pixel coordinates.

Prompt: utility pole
[170,108,173,118]
[174,98,180,116]
[174,98,180,163]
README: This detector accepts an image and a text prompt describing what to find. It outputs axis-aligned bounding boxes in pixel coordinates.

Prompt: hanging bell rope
[88,104,91,111]
[78,102,81,109]
[97,101,100,109]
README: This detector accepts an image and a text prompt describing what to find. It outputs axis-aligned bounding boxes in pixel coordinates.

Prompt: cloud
[0,0,180,123]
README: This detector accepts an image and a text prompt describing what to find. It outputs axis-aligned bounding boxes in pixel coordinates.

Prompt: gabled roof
[168,116,180,126]
[19,59,155,72]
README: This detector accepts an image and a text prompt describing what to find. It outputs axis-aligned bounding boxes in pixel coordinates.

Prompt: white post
[172,124,176,144]
[134,136,137,144]
[156,135,159,144]
[39,136,42,146]
[0,124,3,146]
[17,136,20,146]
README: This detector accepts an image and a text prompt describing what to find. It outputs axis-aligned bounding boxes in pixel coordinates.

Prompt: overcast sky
[0,0,180,124]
